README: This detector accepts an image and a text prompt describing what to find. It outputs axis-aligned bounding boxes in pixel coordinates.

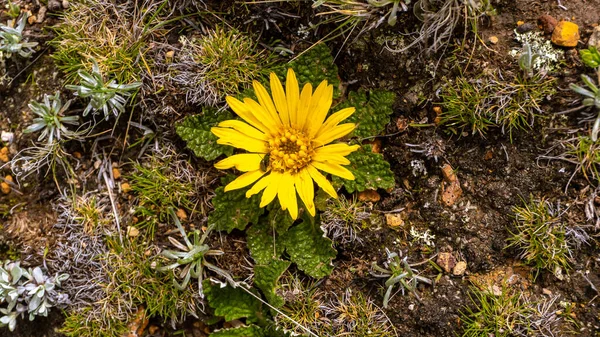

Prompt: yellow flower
[211,69,359,219]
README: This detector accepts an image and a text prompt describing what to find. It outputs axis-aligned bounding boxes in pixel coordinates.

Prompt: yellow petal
[295,169,315,216]
[261,172,282,207]
[224,170,265,192]
[215,154,264,172]
[312,123,356,146]
[314,143,360,156]
[246,173,272,198]
[296,83,313,130]
[270,73,289,126]
[312,161,355,180]
[244,98,280,132]
[253,80,282,125]
[307,165,337,199]
[312,152,350,165]
[278,172,298,219]
[286,69,299,125]
[218,120,268,141]
[307,84,333,138]
[225,96,269,134]
[212,127,269,153]
[316,107,355,136]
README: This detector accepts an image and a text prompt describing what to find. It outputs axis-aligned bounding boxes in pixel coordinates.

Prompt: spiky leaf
[332,145,395,193]
[210,325,263,337]
[176,109,234,161]
[336,89,396,138]
[280,217,336,279]
[254,259,290,308]
[203,280,263,323]
[209,175,264,233]
[274,43,341,99]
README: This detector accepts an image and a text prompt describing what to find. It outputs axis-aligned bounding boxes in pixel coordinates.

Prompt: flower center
[267,126,314,173]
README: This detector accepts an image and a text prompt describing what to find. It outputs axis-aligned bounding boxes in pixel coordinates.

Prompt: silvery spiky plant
[65,61,141,120]
[0,261,69,331]
[570,75,600,141]
[0,16,38,59]
[23,92,79,144]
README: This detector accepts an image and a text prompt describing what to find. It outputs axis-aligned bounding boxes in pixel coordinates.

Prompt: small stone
[441,164,457,182]
[453,261,467,275]
[538,14,558,34]
[385,213,404,227]
[357,189,380,202]
[488,36,499,44]
[0,147,9,162]
[542,288,553,296]
[441,164,461,206]
[436,252,456,274]
[121,183,131,193]
[176,208,187,220]
[27,15,36,25]
[47,0,61,11]
[552,21,580,47]
[112,167,121,179]
[588,26,600,49]
[1,131,14,143]
[36,6,47,23]
[516,22,536,34]
[73,151,82,159]
[127,226,140,237]
[62,0,70,8]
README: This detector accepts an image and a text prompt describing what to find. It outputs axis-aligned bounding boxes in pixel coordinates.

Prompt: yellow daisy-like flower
[211,68,359,219]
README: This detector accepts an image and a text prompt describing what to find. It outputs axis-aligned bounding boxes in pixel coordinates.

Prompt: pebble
[436,252,456,274]
[176,208,187,220]
[552,21,580,47]
[47,0,62,11]
[452,261,467,275]
[516,22,536,34]
[121,182,131,193]
[112,167,121,179]
[127,226,140,237]
[1,131,14,143]
[27,15,36,25]
[588,26,600,49]
[62,0,70,8]
[538,14,558,34]
[385,213,404,227]
[36,6,47,23]
[488,36,498,44]
[542,288,553,296]
[0,147,9,162]
[357,189,381,202]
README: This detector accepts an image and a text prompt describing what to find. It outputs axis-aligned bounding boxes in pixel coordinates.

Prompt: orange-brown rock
[552,21,580,47]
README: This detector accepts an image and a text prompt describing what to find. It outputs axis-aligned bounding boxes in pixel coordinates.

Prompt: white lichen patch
[509,31,563,72]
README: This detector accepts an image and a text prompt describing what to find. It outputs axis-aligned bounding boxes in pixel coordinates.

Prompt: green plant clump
[0,16,38,59]
[506,197,571,279]
[23,92,80,144]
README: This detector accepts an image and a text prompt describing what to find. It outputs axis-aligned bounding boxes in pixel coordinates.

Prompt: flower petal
[225,96,270,134]
[224,170,265,191]
[312,153,350,165]
[215,154,264,172]
[217,120,268,141]
[278,172,298,219]
[270,73,289,126]
[314,143,361,156]
[286,69,300,125]
[253,80,282,125]
[316,107,355,137]
[260,172,283,207]
[307,165,338,199]
[312,123,356,146]
[296,83,313,130]
[244,98,280,132]
[307,83,334,138]
[295,169,315,216]
[212,127,269,153]
[312,161,355,180]
[246,173,273,198]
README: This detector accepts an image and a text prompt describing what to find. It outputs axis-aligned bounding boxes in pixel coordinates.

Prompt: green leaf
[209,175,265,233]
[267,201,295,234]
[203,280,263,323]
[247,221,282,265]
[332,145,395,193]
[336,89,396,138]
[280,217,336,279]
[210,325,264,337]
[254,259,290,308]
[273,43,341,99]
[176,109,234,161]
[581,47,600,68]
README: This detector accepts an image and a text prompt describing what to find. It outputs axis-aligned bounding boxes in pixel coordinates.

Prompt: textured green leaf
[203,280,263,323]
[209,175,265,233]
[175,109,234,161]
[280,217,336,279]
[247,220,283,265]
[332,145,395,193]
[210,325,264,337]
[266,202,295,234]
[273,43,341,99]
[254,259,290,308]
[335,89,396,138]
